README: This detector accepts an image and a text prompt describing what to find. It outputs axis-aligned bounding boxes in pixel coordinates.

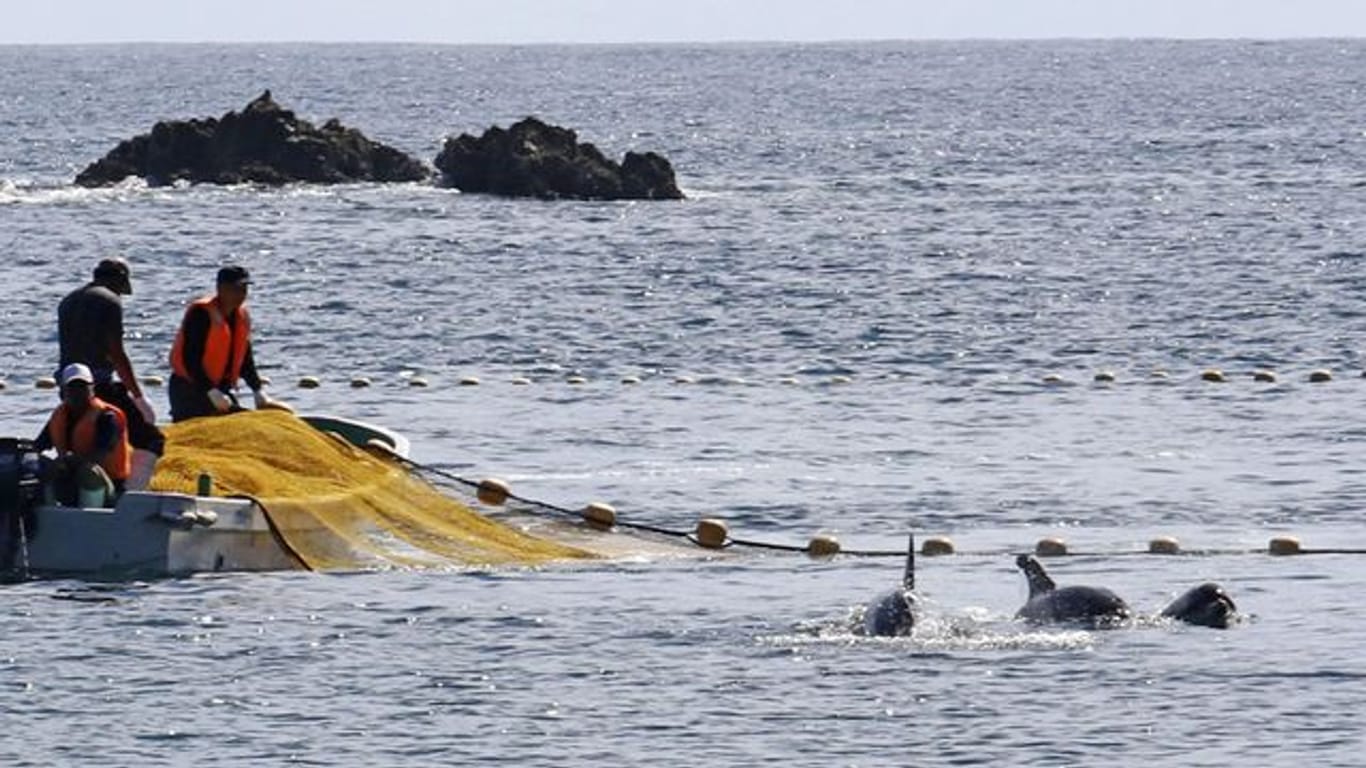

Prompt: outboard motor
[0,438,42,576]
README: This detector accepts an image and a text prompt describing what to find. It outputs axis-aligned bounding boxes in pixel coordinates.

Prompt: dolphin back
[864,589,915,637]
[1018,585,1131,624]
[1014,555,1130,625]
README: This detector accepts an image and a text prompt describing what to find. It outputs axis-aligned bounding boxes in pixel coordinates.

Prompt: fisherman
[167,265,286,422]
[34,363,131,505]
[57,256,164,488]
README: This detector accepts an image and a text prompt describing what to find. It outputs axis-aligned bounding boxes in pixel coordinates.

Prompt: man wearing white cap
[34,363,132,505]
[57,257,164,487]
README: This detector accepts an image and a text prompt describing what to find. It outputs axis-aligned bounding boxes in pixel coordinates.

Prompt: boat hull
[3,413,399,580]
[21,491,299,579]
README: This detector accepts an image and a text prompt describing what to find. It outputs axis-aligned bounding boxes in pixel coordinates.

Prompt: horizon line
[2,34,1363,47]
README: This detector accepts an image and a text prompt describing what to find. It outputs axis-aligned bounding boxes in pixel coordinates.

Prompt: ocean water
[2,40,1366,766]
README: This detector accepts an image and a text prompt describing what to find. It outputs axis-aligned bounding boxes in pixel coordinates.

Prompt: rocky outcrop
[75,91,429,187]
[434,117,683,200]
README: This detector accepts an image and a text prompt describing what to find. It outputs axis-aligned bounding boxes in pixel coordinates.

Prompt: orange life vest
[49,396,131,481]
[169,296,252,388]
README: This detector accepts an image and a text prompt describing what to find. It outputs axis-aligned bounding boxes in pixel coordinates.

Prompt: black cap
[93,257,132,295]
[216,265,252,287]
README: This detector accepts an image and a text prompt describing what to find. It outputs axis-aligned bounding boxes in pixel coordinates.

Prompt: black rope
[712,536,896,556]
[379,452,1366,561]
[398,457,948,556]
[407,458,915,553]
[718,536,809,553]
[396,455,702,539]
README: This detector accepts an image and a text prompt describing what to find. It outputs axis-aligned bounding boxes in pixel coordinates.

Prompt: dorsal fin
[1015,554,1056,598]
[902,533,915,591]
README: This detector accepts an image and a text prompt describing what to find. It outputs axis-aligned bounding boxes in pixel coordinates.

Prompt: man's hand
[253,389,294,413]
[207,389,233,413]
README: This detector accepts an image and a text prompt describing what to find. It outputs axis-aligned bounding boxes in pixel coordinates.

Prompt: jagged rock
[434,117,683,200]
[75,91,429,187]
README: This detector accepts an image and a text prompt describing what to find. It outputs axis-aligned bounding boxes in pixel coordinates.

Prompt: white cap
[60,363,94,386]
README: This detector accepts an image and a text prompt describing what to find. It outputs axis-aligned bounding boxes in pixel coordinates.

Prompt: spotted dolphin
[1015,554,1131,625]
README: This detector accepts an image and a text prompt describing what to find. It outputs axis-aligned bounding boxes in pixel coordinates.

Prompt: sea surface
[2,40,1366,766]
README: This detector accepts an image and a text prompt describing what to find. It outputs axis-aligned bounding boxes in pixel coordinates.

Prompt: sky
[4,0,1366,45]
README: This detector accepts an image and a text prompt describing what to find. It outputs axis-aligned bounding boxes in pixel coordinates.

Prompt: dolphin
[1015,554,1131,626]
[1160,582,1238,629]
[863,534,917,637]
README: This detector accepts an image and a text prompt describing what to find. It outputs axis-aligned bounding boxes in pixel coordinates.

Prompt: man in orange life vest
[167,265,284,422]
[34,363,132,504]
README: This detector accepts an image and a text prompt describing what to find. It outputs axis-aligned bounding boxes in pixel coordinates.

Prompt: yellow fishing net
[147,409,594,570]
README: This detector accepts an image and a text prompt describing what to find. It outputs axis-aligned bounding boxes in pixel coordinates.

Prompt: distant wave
[0,175,150,205]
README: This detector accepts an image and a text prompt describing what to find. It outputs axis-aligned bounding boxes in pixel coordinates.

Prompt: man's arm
[108,336,142,399]
[90,410,122,463]
[240,342,262,392]
[33,420,53,453]
[98,296,143,398]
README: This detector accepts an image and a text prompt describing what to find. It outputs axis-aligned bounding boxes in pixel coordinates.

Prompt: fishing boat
[1,410,710,581]
[0,414,410,580]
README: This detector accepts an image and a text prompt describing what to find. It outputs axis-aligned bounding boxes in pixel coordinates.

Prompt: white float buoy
[511,377,532,386]
[408,377,429,388]
[1042,373,1065,385]
[35,377,57,390]
[476,478,510,506]
[459,376,480,386]
[1035,537,1068,556]
[140,375,165,387]
[298,376,321,389]
[566,376,587,385]
[920,536,956,556]
[620,376,641,385]
[1252,370,1277,383]
[1268,535,1302,556]
[806,534,841,557]
[1308,369,1333,383]
[582,502,616,530]
[695,518,729,549]
[350,377,371,389]
[1093,370,1116,383]
[1148,536,1181,555]
[1201,369,1226,383]
[673,376,695,385]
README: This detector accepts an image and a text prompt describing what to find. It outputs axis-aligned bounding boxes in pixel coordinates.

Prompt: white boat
[0,414,408,580]
[2,411,716,581]
[18,491,301,578]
